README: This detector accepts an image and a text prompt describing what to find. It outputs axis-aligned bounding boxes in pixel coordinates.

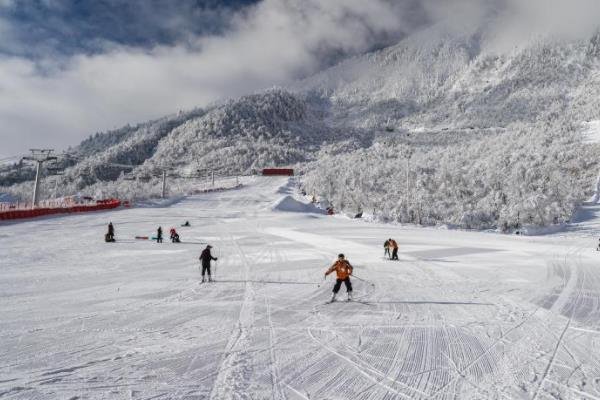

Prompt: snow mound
[272,195,325,214]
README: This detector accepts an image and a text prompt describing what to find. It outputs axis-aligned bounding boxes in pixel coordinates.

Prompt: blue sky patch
[0,0,259,58]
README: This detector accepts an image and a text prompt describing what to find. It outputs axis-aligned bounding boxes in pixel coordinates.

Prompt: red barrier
[0,199,121,221]
[262,168,294,176]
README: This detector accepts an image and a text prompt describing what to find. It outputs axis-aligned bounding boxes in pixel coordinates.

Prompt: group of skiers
[321,238,402,303]
[323,237,401,302]
[104,221,219,282]
[155,226,182,243]
[105,222,185,244]
[159,224,218,282]
[104,221,405,301]
[383,238,399,260]
[99,217,598,304]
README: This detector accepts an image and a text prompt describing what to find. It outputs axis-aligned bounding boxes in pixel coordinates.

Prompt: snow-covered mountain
[293,20,600,230]
[295,22,600,130]
[3,17,600,230]
[1,90,371,200]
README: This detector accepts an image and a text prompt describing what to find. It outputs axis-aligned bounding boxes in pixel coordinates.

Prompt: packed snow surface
[2,177,600,399]
[583,120,600,144]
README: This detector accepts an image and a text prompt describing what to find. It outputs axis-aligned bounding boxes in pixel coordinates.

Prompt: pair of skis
[323,299,373,306]
[324,298,373,306]
[321,271,375,305]
[326,297,351,304]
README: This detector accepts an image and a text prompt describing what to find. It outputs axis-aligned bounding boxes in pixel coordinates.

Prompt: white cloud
[507,0,600,37]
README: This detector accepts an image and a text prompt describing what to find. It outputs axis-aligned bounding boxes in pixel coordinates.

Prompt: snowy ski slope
[1,177,600,399]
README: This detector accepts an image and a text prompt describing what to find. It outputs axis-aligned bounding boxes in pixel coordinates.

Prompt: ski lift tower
[21,149,57,208]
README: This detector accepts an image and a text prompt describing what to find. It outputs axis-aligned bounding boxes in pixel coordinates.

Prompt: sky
[0,0,427,159]
[2,0,600,160]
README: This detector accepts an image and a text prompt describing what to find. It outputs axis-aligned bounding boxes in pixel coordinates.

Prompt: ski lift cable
[0,155,22,162]
[58,153,139,170]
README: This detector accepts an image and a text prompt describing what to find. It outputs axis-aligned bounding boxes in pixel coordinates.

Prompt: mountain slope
[291,20,600,230]
[3,19,600,230]
[140,90,369,176]
[294,22,600,130]
[1,90,371,201]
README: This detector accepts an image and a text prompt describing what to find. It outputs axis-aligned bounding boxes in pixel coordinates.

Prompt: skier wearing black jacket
[108,222,114,239]
[156,226,163,243]
[199,245,218,282]
[105,222,115,242]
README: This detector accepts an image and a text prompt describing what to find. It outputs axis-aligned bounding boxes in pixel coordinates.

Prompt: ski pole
[215,246,221,281]
[318,274,326,288]
[351,273,375,287]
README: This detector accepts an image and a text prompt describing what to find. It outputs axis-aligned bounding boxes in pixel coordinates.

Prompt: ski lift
[46,161,64,175]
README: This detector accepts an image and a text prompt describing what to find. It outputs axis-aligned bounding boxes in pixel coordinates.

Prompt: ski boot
[330,293,337,303]
[208,277,213,283]
[201,277,206,283]
[347,292,353,302]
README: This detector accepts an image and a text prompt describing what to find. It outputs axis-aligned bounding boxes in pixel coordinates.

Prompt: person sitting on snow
[325,253,354,302]
[170,228,180,243]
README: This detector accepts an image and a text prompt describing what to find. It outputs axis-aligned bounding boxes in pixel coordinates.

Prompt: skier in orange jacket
[325,254,354,302]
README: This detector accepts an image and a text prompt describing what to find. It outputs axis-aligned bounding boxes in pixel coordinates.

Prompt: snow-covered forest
[302,121,598,230]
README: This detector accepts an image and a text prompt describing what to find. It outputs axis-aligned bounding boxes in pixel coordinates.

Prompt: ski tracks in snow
[527,244,600,399]
[209,227,256,400]
[4,177,600,399]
